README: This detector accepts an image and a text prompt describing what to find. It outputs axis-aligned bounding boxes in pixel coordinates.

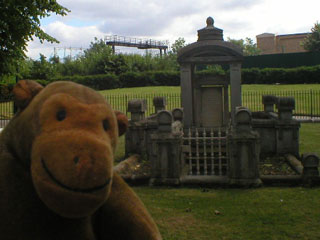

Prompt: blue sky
[26,0,320,59]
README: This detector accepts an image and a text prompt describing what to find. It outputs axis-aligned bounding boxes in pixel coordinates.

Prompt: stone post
[180,63,194,128]
[277,97,295,120]
[125,99,147,156]
[275,97,300,157]
[150,110,182,185]
[153,96,166,113]
[230,63,242,125]
[228,107,261,186]
[127,99,147,121]
[302,153,320,184]
[262,95,277,113]
[172,108,184,122]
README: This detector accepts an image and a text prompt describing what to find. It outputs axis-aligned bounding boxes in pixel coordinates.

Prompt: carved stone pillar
[228,107,261,186]
[150,111,182,185]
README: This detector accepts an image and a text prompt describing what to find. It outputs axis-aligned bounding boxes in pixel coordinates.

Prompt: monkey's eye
[56,109,67,121]
[103,119,110,131]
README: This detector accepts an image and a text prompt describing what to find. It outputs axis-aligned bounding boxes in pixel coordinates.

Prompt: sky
[26,0,320,59]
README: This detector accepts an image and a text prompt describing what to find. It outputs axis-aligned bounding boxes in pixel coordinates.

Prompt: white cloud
[26,21,105,59]
[26,0,320,59]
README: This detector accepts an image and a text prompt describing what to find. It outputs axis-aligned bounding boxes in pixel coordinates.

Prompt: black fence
[1,90,320,127]
[105,90,320,119]
[105,93,181,118]
[241,89,320,118]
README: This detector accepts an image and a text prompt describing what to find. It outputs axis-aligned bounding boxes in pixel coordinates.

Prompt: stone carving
[123,17,316,186]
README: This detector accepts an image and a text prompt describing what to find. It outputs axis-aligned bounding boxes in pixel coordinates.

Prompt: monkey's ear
[13,80,43,110]
[114,110,128,136]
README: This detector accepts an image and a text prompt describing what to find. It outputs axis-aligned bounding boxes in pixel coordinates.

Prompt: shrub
[242,65,320,84]
[152,71,180,86]
[50,74,119,90]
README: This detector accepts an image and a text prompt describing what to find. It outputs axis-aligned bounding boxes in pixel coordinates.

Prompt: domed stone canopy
[177,17,243,64]
[177,41,243,64]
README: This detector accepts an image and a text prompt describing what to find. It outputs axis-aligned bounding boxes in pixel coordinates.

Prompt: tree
[30,54,54,80]
[227,37,261,56]
[0,0,69,76]
[303,22,320,52]
[171,37,186,54]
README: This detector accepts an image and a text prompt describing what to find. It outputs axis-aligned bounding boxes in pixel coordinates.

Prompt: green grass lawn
[134,186,320,240]
[300,123,320,156]
[114,123,320,240]
[100,84,320,117]
[101,84,320,95]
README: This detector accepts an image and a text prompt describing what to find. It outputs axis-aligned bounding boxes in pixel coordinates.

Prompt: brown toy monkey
[0,80,162,240]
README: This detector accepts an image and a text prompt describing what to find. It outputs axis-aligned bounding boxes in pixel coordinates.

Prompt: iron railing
[1,90,320,126]
[104,90,320,119]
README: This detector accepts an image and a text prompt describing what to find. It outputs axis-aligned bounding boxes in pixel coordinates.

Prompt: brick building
[256,32,310,55]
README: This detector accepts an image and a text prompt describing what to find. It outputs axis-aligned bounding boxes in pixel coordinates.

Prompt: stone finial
[206,17,214,27]
[277,97,295,111]
[128,99,147,112]
[302,153,320,168]
[235,107,252,124]
[128,99,147,121]
[262,95,278,113]
[235,107,252,131]
[157,110,173,132]
[153,96,166,113]
[172,108,184,122]
[276,97,295,120]
[197,16,223,41]
[302,153,320,179]
[262,95,278,105]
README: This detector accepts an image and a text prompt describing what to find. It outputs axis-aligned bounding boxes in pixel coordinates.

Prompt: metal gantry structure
[105,35,169,56]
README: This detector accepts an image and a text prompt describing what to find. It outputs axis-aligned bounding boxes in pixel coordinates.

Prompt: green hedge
[50,71,180,89]
[119,71,180,87]
[50,74,119,90]
[242,65,320,84]
[2,65,319,97]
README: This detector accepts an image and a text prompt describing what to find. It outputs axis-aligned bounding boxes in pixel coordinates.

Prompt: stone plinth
[275,97,300,157]
[252,118,277,157]
[149,111,181,186]
[262,95,277,113]
[228,107,261,186]
[125,99,149,156]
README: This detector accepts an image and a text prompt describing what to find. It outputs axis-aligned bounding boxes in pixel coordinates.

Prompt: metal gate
[182,127,229,177]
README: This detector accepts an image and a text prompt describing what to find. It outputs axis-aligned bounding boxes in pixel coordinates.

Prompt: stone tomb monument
[177,17,243,128]
[124,17,320,186]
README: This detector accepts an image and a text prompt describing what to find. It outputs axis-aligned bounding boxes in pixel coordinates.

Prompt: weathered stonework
[228,107,261,186]
[302,153,320,183]
[149,111,182,185]
[123,17,311,187]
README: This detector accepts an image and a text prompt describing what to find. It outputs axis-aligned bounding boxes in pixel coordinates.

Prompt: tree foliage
[303,22,320,52]
[0,0,69,76]
[227,37,261,56]
[171,37,186,54]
